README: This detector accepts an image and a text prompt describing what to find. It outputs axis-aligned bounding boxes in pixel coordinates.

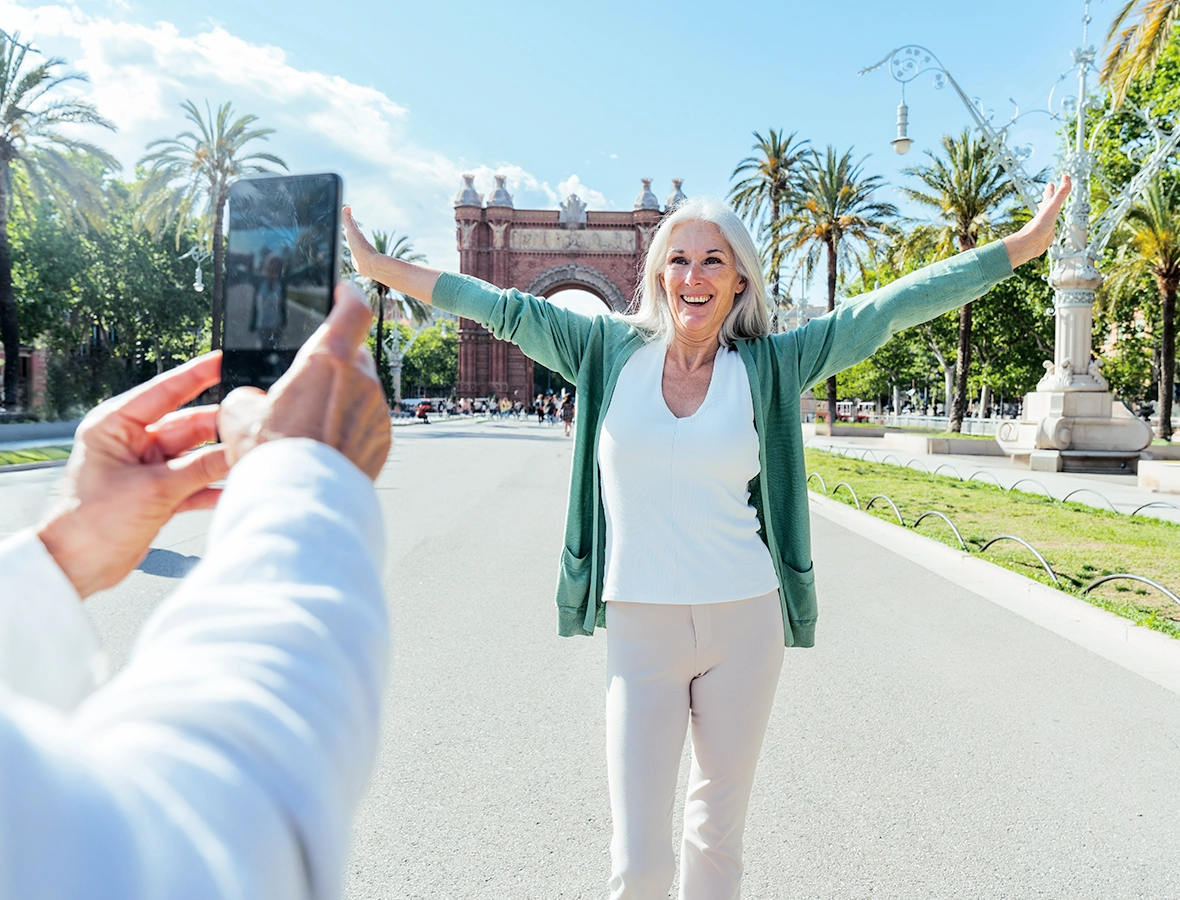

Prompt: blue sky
[2,0,1120,305]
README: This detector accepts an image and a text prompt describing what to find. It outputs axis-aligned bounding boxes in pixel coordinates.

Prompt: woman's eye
[669,256,688,266]
[705,257,723,265]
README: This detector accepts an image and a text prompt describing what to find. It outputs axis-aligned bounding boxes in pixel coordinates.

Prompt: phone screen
[221,172,342,391]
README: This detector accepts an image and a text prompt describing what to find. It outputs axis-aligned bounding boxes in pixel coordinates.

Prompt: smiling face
[659,220,747,347]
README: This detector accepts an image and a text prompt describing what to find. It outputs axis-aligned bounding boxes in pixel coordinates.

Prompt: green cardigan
[431,240,1013,647]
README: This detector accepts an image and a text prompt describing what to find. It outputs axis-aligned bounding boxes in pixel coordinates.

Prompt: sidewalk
[803,424,1180,525]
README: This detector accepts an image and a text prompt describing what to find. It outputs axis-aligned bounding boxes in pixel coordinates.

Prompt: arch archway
[452,179,670,399]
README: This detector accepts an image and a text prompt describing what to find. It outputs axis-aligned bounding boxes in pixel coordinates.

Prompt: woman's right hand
[341,205,442,305]
[343,206,378,280]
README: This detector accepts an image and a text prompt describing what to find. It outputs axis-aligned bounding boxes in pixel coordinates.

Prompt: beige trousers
[605,591,784,900]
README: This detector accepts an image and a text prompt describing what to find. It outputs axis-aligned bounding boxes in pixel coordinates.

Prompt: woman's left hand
[1001,175,1072,268]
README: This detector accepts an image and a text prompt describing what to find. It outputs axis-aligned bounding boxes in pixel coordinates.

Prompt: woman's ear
[736,277,748,296]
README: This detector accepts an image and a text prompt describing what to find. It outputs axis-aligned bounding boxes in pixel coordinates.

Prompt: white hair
[624,197,771,347]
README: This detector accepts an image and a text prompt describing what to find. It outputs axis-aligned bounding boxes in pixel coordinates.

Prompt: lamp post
[178,245,212,293]
[861,0,1166,470]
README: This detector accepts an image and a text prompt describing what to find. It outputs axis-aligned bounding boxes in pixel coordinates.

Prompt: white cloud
[556,174,609,210]
[0,1,598,270]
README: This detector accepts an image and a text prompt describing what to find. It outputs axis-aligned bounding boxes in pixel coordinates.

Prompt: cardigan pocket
[778,560,818,648]
[555,547,595,636]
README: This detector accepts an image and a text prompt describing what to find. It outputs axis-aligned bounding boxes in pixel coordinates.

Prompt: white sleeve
[0,529,108,710]
[0,438,389,900]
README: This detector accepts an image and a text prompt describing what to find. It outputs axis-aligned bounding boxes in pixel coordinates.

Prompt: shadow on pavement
[137,548,201,578]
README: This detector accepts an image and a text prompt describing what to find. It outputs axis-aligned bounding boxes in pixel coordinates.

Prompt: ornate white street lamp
[178,245,212,293]
[862,0,1169,470]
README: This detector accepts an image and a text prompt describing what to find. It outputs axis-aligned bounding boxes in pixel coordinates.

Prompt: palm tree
[136,101,286,351]
[1102,176,1180,440]
[1102,0,1180,108]
[364,230,427,390]
[779,146,898,424]
[899,129,1015,432]
[729,129,810,310]
[0,30,117,411]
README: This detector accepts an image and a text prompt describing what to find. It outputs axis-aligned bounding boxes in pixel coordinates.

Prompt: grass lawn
[0,445,71,467]
[805,448,1180,640]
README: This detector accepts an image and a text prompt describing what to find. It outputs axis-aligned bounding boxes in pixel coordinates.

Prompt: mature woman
[343,178,1068,900]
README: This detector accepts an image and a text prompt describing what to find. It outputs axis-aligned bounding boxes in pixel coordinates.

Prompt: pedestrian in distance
[343,179,1069,900]
[561,395,575,437]
[0,282,392,900]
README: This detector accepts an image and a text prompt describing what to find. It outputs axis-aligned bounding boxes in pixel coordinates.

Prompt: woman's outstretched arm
[790,176,1072,390]
[344,206,442,302]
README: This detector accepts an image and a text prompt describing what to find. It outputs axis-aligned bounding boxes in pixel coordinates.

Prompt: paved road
[4,421,1180,898]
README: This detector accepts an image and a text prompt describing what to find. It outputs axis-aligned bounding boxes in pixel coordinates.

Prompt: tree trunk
[943,364,955,416]
[825,235,838,422]
[0,161,21,413]
[949,232,977,433]
[1159,277,1176,442]
[211,187,228,353]
[769,196,781,306]
[979,383,991,419]
[375,289,386,399]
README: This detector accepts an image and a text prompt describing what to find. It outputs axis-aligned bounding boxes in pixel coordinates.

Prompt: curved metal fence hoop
[906,459,930,473]
[831,482,861,509]
[1060,488,1119,514]
[1131,501,1180,517]
[881,454,902,466]
[862,449,880,462]
[806,472,828,494]
[978,535,1060,584]
[967,470,1004,488]
[933,463,963,481]
[1082,574,1180,606]
[1008,478,1055,499]
[910,510,969,551]
[865,494,905,525]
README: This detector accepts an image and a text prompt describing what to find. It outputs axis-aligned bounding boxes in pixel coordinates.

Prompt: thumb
[322,281,374,357]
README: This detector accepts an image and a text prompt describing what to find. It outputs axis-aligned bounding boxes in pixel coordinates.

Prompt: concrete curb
[808,491,1180,698]
[0,458,69,473]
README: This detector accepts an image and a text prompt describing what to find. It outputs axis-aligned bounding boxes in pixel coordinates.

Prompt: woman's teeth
[682,295,711,305]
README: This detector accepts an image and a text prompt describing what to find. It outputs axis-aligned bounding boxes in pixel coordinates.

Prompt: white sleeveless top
[599,341,780,605]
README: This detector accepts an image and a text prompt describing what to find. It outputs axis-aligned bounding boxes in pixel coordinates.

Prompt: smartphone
[221,172,343,392]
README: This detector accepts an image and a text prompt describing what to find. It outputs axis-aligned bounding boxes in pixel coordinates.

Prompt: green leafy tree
[1102,0,1180,108]
[402,322,457,394]
[779,146,897,421]
[729,129,810,308]
[899,129,1017,431]
[0,30,117,411]
[136,100,286,351]
[11,183,208,415]
[1102,176,1180,439]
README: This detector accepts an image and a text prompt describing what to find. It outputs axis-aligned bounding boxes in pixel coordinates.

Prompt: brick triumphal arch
[452,174,686,400]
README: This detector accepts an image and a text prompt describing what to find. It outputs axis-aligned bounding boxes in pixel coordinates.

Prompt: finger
[176,486,223,514]
[146,405,220,459]
[165,445,230,500]
[104,352,223,427]
[320,281,375,357]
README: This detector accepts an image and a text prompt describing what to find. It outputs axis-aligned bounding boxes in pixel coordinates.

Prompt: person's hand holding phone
[36,355,229,599]
[218,280,391,480]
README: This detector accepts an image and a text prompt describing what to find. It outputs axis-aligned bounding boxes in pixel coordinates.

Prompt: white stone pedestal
[995,389,1153,472]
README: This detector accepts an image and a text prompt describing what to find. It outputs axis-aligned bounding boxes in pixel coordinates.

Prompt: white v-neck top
[599,341,780,604]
